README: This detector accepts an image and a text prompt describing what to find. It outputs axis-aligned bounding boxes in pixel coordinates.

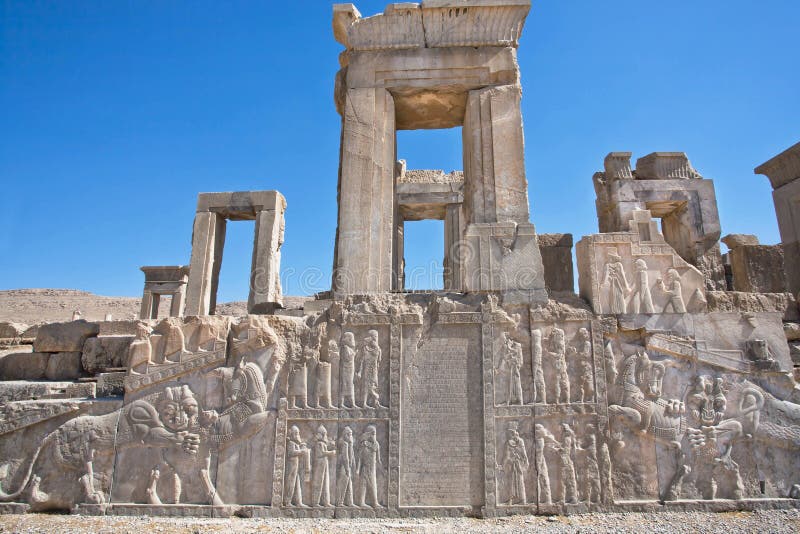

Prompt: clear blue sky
[2,1,798,301]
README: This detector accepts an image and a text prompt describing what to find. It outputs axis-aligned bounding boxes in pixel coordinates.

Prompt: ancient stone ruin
[1,1,799,519]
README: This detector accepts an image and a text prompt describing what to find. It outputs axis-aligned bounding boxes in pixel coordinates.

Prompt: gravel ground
[1,510,799,534]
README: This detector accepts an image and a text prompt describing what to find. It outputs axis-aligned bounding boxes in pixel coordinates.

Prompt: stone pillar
[169,289,185,317]
[333,88,396,295]
[462,84,530,225]
[185,211,227,316]
[394,219,405,291]
[755,141,800,295]
[249,201,286,314]
[444,203,462,291]
[140,290,155,320]
[460,84,546,302]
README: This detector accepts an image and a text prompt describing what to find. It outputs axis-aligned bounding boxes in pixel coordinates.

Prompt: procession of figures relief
[1,294,799,516]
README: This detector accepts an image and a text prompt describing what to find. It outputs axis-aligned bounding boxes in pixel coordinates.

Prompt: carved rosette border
[388,315,402,509]
[480,302,498,515]
[271,400,289,508]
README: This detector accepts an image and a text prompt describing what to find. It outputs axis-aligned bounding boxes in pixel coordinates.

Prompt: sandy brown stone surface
[1,510,799,533]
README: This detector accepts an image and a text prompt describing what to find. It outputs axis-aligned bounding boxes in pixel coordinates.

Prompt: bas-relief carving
[603,320,799,504]
[577,212,708,317]
[2,295,800,517]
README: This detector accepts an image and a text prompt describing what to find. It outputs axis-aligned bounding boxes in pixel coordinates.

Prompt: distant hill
[0,289,306,324]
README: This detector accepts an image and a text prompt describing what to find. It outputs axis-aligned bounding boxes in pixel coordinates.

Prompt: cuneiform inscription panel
[400,329,483,506]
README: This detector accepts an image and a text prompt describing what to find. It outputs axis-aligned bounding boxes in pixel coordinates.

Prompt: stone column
[249,200,286,314]
[333,88,396,295]
[185,211,227,316]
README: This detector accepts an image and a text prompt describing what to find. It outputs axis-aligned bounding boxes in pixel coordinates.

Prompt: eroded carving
[357,330,385,409]
[498,422,528,505]
[496,333,524,406]
[356,425,382,508]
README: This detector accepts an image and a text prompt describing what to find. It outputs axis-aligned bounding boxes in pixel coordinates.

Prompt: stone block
[21,324,40,341]
[729,244,787,293]
[706,291,799,322]
[634,152,701,180]
[98,320,141,336]
[722,234,760,248]
[82,335,134,374]
[333,1,531,51]
[421,1,531,48]
[33,319,99,353]
[44,351,82,380]
[462,222,547,303]
[0,351,49,380]
[539,233,574,292]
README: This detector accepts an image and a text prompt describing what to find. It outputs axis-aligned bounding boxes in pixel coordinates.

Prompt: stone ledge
[7,499,799,518]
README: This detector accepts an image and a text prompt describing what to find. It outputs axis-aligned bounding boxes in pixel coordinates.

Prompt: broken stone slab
[722,233,760,249]
[33,319,100,352]
[44,351,83,380]
[82,335,133,374]
[0,380,96,403]
[706,291,799,322]
[0,351,49,380]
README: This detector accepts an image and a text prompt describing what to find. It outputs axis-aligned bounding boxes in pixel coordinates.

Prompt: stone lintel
[140,265,190,283]
[755,140,800,190]
[538,232,573,248]
[196,191,286,220]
